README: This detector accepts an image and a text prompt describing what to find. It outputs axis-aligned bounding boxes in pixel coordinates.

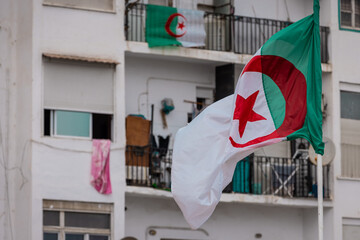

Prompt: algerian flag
[146,4,206,48]
[172,1,324,229]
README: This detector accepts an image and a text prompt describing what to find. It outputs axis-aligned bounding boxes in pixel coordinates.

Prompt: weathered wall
[328,0,360,238]
[160,0,330,25]
[30,0,127,239]
[0,0,34,239]
[125,195,319,240]
[0,0,15,238]
[125,55,215,147]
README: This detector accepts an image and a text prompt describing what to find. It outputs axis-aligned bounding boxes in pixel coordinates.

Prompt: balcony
[125,145,331,200]
[125,3,330,63]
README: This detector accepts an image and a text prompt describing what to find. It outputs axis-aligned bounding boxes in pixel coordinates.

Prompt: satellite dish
[309,136,335,166]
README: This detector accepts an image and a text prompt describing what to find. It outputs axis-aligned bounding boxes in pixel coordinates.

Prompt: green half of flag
[260,1,324,154]
[146,4,180,47]
[146,4,206,48]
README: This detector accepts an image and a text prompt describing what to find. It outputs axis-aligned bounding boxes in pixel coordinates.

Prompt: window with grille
[340,0,360,29]
[43,200,113,240]
[341,90,360,178]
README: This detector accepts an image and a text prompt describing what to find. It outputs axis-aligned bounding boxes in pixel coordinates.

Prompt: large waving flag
[172,1,324,229]
[146,4,206,48]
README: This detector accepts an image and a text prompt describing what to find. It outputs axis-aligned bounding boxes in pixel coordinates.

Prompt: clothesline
[31,139,125,153]
[183,99,207,106]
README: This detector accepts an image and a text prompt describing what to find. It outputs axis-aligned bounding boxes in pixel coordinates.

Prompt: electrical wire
[31,139,125,153]
[0,119,14,240]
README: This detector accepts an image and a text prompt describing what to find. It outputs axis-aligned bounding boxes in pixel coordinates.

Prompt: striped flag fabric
[146,4,206,48]
[172,1,324,229]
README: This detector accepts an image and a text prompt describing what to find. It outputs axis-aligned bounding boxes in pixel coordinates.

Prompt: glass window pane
[90,235,108,240]
[341,91,360,120]
[44,233,58,240]
[55,110,90,137]
[44,109,51,136]
[342,0,352,11]
[43,211,60,226]
[66,234,84,240]
[343,225,360,240]
[65,212,110,229]
[341,12,353,27]
[356,14,360,28]
[92,113,112,140]
[356,0,360,13]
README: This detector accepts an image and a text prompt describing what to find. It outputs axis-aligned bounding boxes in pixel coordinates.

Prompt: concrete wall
[327,0,360,238]
[0,0,16,238]
[13,0,34,238]
[234,0,330,25]
[125,55,215,147]
[0,0,34,239]
[29,0,127,239]
[169,0,330,25]
[125,195,319,240]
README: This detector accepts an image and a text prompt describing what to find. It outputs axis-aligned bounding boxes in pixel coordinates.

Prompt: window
[43,57,114,140]
[44,110,112,139]
[340,0,360,29]
[43,200,113,240]
[341,90,360,178]
[341,91,360,120]
[343,218,360,240]
[147,0,173,7]
[43,0,115,13]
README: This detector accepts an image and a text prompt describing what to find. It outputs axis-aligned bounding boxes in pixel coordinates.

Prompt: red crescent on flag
[165,13,187,38]
[230,55,307,148]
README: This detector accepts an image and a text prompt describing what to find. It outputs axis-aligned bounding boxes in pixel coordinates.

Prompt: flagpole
[317,154,323,240]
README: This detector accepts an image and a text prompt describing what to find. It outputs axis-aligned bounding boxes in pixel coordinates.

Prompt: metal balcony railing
[125,145,331,199]
[226,155,331,199]
[125,3,330,63]
[126,145,172,190]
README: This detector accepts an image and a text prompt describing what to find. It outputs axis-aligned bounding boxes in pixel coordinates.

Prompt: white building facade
[0,0,359,239]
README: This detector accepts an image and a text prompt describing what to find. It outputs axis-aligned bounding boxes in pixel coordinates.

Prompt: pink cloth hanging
[91,139,112,194]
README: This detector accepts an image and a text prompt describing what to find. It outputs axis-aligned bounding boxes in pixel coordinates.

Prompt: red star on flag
[178,21,185,31]
[233,90,267,138]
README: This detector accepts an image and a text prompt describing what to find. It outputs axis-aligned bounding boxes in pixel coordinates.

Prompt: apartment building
[0,0,359,239]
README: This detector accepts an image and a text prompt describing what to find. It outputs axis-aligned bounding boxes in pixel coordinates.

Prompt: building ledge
[125,41,332,73]
[125,186,333,208]
[337,176,360,182]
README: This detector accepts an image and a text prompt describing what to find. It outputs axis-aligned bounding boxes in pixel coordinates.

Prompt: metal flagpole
[317,154,323,240]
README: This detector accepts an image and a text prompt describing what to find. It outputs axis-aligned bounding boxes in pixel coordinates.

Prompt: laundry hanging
[91,139,112,194]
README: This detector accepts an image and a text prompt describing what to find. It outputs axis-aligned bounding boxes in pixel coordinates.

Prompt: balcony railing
[125,3,330,63]
[126,145,172,189]
[125,145,331,199]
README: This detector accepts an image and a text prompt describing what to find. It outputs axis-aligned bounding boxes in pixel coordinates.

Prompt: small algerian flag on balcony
[146,4,206,48]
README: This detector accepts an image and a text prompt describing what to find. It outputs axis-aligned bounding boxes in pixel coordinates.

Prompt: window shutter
[44,59,114,114]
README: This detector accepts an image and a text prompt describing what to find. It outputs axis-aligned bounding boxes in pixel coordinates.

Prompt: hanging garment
[158,135,170,158]
[233,156,250,193]
[91,139,112,194]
